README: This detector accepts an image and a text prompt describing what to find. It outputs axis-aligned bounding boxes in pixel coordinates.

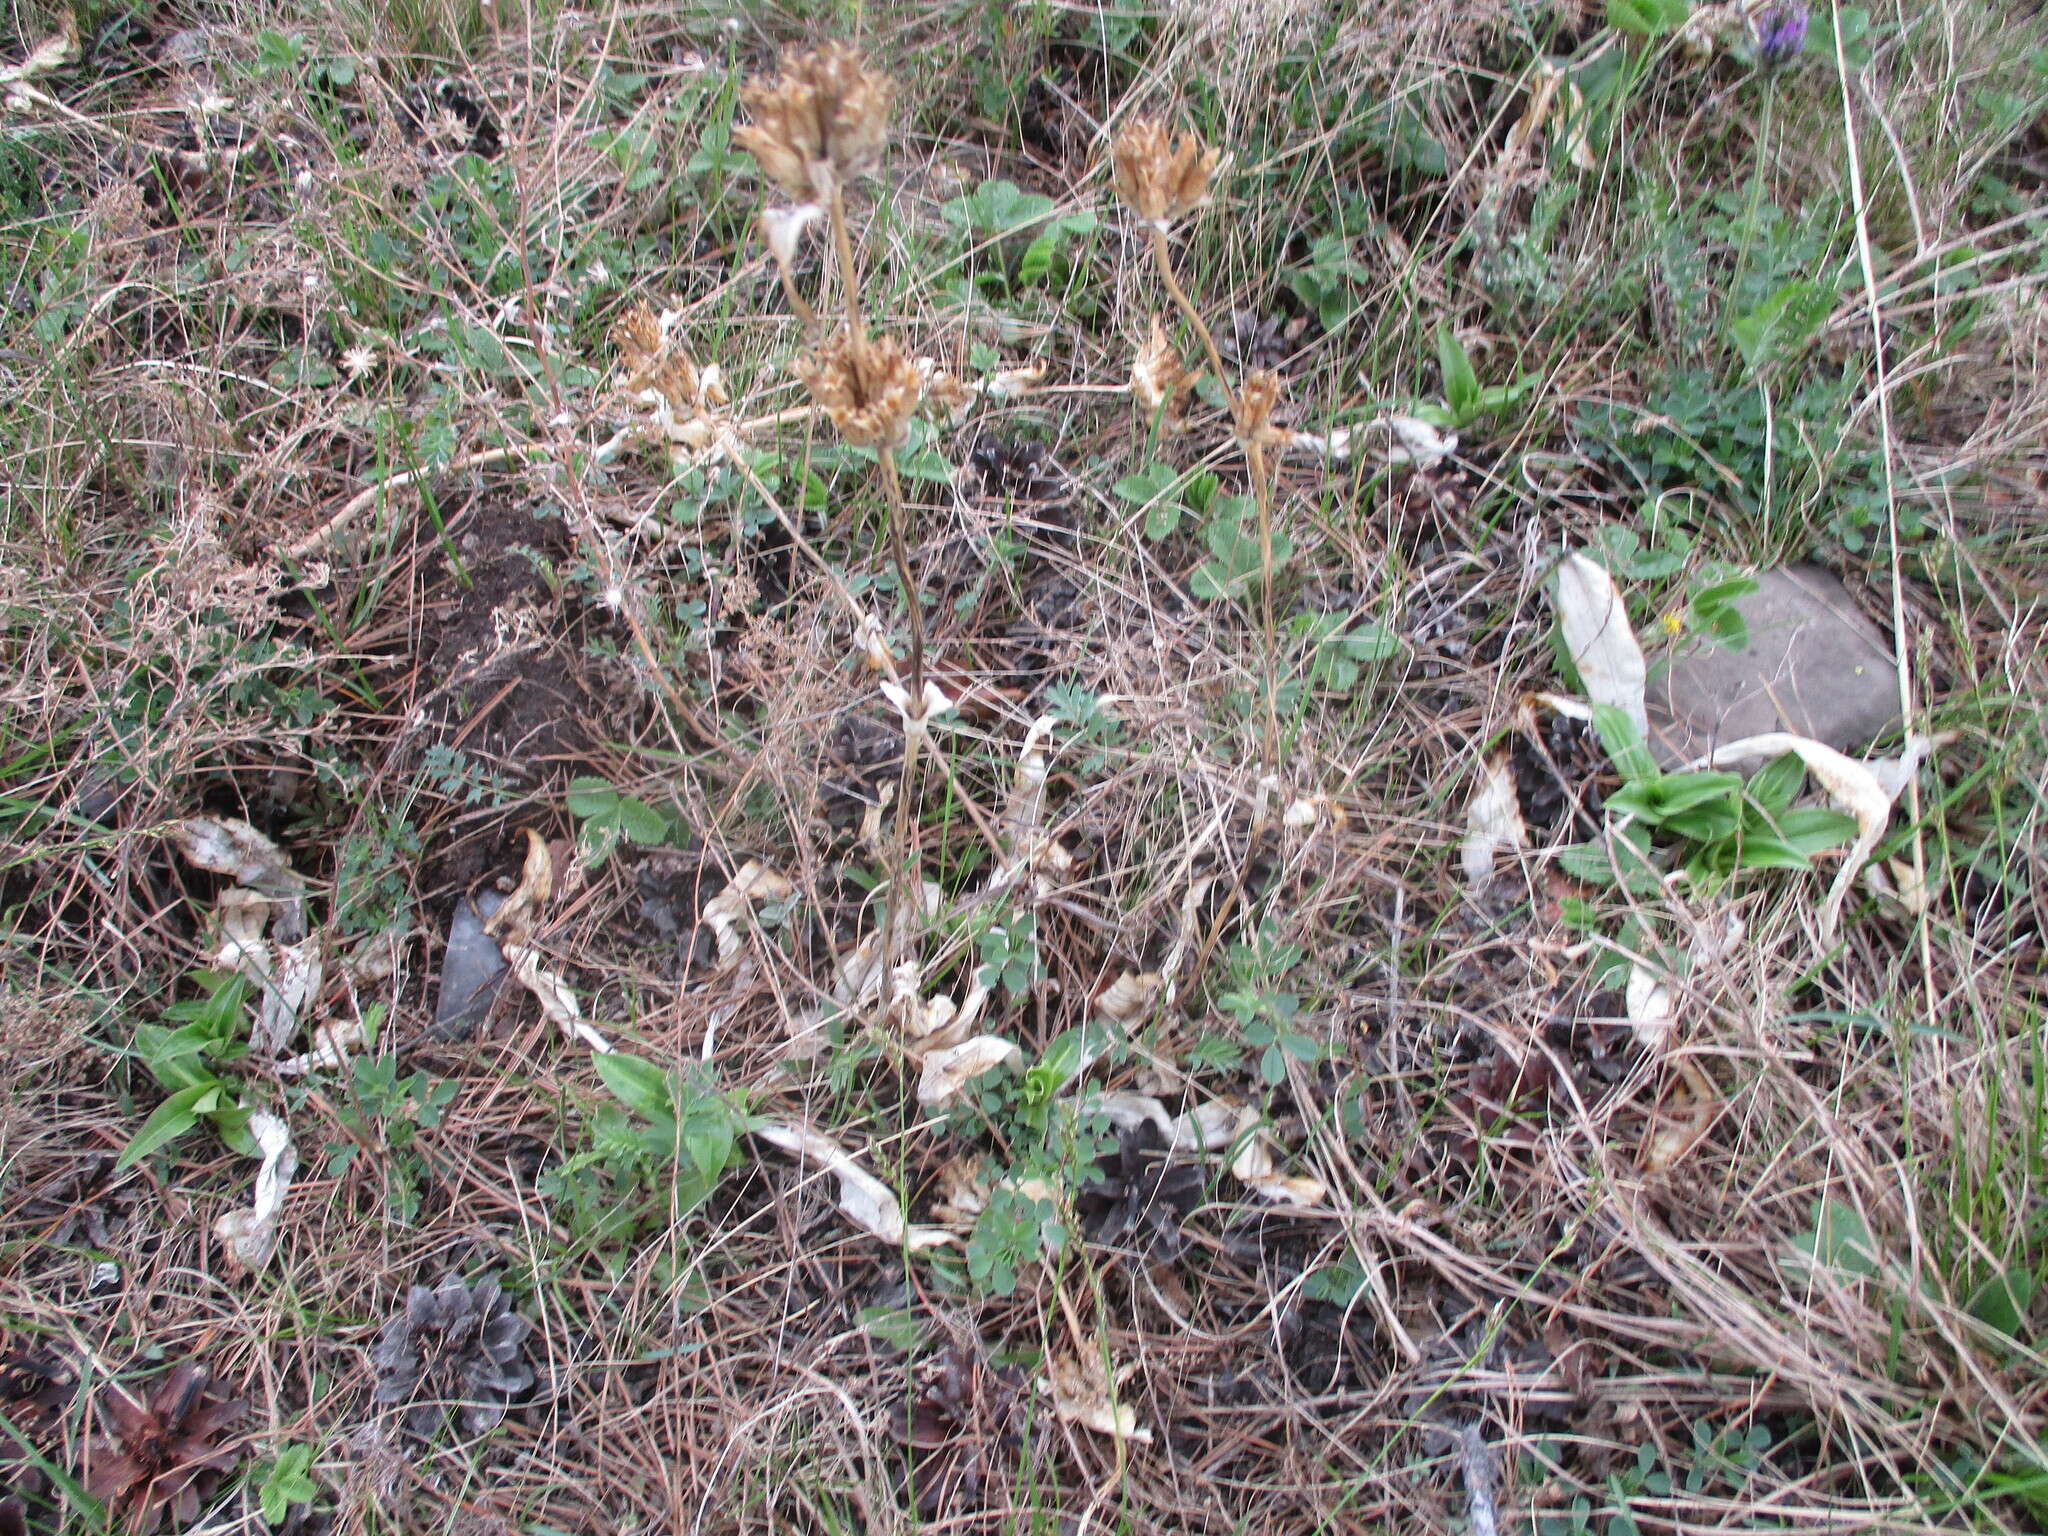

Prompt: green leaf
[595,1053,676,1122]
[1729,279,1835,373]
[117,1082,219,1170]
[612,796,670,845]
[1796,1198,1881,1277]
[1727,830,1815,871]
[1608,0,1689,37]
[1659,799,1743,842]
[1967,1270,2036,1340]
[1745,752,1807,815]
[1437,324,1481,422]
[1590,704,1660,785]
[1773,807,1860,856]
[565,777,619,819]
[1646,770,1747,817]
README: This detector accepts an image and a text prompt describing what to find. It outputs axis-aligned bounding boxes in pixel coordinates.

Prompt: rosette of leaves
[0,1347,75,1536]
[82,1362,246,1534]
[372,1275,534,1439]
[1076,1120,1205,1261]
[891,1344,1028,1517]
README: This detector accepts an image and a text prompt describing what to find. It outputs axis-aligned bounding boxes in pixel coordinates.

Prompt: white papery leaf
[1377,415,1459,468]
[1461,752,1527,888]
[754,1122,954,1249]
[1554,553,1648,737]
[916,1036,1023,1106]
[1625,966,1676,1054]
[213,1113,296,1272]
[1046,1352,1151,1443]
[1693,732,1903,938]
[486,829,611,1052]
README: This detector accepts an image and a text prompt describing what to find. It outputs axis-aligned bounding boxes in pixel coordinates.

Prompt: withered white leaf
[701,859,797,967]
[1460,751,1527,888]
[1693,732,1902,938]
[0,16,77,87]
[486,829,613,1052]
[174,817,304,892]
[1624,965,1676,1055]
[760,203,822,268]
[274,1018,363,1078]
[915,1035,1023,1106]
[213,1112,296,1272]
[754,1121,955,1249]
[1554,552,1648,737]
[1093,970,1161,1023]
[1045,1351,1151,1443]
[1376,414,1458,469]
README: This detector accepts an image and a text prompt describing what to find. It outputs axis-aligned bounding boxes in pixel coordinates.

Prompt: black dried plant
[890,1343,1028,1517]
[372,1275,534,1440]
[82,1361,246,1534]
[1077,1120,1205,1261]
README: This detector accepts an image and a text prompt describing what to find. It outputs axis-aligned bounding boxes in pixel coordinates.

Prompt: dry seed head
[1131,317,1192,424]
[1110,116,1222,227]
[735,44,894,203]
[1233,368,1290,450]
[797,327,921,449]
[611,303,725,411]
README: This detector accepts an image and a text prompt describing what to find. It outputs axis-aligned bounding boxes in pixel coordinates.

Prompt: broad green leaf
[1773,806,1861,855]
[565,777,619,819]
[612,796,670,845]
[1796,1198,1881,1277]
[117,1082,219,1170]
[1746,752,1807,816]
[595,1052,676,1122]
[1967,1270,2036,1340]
[1659,799,1744,842]
[1608,0,1689,37]
[1645,770,1746,818]
[1591,703,1660,785]
[1437,324,1480,422]
[1727,830,1815,871]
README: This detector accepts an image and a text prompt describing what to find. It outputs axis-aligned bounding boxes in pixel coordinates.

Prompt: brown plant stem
[1147,224,1233,416]
[828,182,864,332]
[877,445,925,700]
[1245,436,1281,771]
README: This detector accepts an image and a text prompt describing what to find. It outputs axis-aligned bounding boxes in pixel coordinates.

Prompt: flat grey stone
[432,891,508,1041]
[1646,566,1900,767]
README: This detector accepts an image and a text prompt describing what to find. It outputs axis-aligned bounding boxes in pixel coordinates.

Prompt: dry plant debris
[2,2,2044,1532]
[83,1363,247,1534]
[372,1275,536,1440]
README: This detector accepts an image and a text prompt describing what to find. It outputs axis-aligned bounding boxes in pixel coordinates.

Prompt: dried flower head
[1232,368,1290,450]
[372,1274,534,1440]
[735,44,894,203]
[84,1362,247,1534]
[1130,318,1192,424]
[612,304,725,412]
[1110,116,1222,228]
[796,327,921,449]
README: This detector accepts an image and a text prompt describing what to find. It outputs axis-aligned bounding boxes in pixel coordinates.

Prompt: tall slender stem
[828,182,864,332]
[1148,224,1233,415]
[877,445,924,700]
[1246,437,1281,771]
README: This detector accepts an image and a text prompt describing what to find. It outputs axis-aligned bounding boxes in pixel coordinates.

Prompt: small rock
[432,892,508,1041]
[1647,566,1900,766]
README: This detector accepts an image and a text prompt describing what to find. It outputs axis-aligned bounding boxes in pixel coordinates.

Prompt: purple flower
[1755,3,1809,67]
